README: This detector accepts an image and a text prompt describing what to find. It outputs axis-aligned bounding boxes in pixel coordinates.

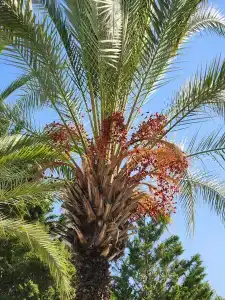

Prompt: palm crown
[1,0,225,299]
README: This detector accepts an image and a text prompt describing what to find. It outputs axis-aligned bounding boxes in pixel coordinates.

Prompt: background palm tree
[1,0,225,299]
[0,52,74,299]
[0,125,74,298]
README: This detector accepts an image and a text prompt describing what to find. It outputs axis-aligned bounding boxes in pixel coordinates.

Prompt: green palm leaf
[187,5,225,36]
[0,133,73,297]
[180,170,225,233]
[187,129,225,168]
[166,58,225,132]
[0,74,31,101]
[0,134,69,165]
[0,180,61,203]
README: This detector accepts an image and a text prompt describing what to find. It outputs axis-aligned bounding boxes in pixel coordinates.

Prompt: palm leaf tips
[181,170,225,232]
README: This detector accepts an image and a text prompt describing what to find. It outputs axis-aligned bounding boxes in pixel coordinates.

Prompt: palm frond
[0,215,73,298]
[166,58,225,133]
[126,0,204,124]
[7,78,52,131]
[0,0,84,142]
[0,166,28,181]
[186,129,225,168]
[2,0,225,135]
[64,0,122,68]
[61,0,224,125]
[207,90,225,120]
[0,74,37,133]
[62,0,124,133]
[0,134,63,167]
[4,102,43,135]
[187,5,225,37]
[0,74,32,101]
[180,170,225,233]
[36,0,88,111]
[0,180,62,203]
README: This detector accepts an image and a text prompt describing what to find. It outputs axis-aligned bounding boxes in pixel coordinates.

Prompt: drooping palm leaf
[0,133,73,297]
[166,58,225,132]
[0,74,31,101]
[181,170,225,233]
[187,4,225,37]
[187,129,225,167]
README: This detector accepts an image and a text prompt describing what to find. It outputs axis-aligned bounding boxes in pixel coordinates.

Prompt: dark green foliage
[112,220,224,300]
[0,238,61,300]
[0,195,74,299]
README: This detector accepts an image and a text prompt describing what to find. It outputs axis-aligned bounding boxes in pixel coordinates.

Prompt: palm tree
[1,0,225,299]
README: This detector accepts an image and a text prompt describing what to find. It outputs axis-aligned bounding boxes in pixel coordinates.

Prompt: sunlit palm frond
[64,0,122,68]
[187,129,225,168]
[127,0,199,105]
[180,170,225,233]
[3,0,225,133]
[0,0,83,141]
[187,5,225,37]
[0,74,32,101]
[0,134,64,167]
[0,215,73,298]
[126,0,225,124]
[166,58,225,132]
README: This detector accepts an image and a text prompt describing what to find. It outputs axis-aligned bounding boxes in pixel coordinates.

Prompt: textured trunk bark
[74,253,111,300]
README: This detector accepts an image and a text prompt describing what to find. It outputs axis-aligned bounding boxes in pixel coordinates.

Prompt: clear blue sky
[1,0,225,296]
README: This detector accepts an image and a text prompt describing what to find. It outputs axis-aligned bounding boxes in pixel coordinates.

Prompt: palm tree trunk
[74,253,111,300]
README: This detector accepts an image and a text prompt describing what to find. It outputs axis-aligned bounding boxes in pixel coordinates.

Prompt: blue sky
[1,0,225,296]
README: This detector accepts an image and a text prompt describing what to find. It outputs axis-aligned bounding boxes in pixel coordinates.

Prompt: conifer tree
[112,220,224,300]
